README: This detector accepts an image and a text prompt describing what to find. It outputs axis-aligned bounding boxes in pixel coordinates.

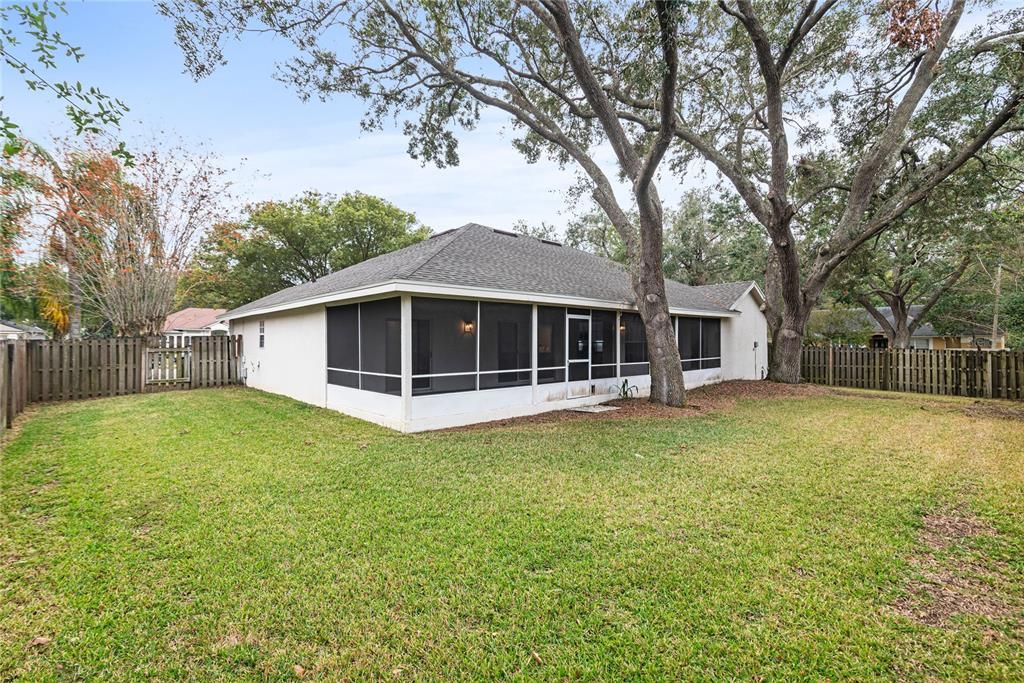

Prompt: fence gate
[144,346,192,387]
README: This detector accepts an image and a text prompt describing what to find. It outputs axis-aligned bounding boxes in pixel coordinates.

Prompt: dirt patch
[962,401,1024,422]
[442,380,828,432]
[830,389,1024,421]
[892,508,1018,627]
[919,512,996,551]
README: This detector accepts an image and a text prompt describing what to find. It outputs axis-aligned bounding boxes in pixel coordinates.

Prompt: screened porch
[324,296,723,398]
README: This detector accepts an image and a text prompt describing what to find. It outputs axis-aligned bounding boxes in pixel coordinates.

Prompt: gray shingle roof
[695,281,758,309]
[865,306,938,337]
[863,305,997,338]
[824,305,996,338]
[224,223,749,318]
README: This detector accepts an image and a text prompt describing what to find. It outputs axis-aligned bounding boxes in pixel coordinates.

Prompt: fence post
[827,345,834,386]
[190,338,199,389]
[0,342,7,435]
[880,350,889,391]
[984,352,994,399]
[137,338,147,394]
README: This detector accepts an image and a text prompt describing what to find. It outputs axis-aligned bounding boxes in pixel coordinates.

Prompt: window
[591,310,617,379]
[258,320,265,349]
[412,297,478,395]
[619,312,649,376]
[537,306,566,384]
[479,302,531,389]
[325,298,401,395]
[676,317,721,370]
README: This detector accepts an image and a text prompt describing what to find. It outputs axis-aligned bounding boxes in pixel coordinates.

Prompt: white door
[567,314,591,397]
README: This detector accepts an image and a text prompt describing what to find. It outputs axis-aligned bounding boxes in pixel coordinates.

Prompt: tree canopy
[178,192,429,310]
[0,1,130,161]
[829,152,1022,347]
[564,191,767,288]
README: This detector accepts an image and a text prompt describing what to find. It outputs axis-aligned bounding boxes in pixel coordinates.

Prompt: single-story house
[220,224,769,431]
[163,307,229,338]
[0,320,47,341]
[864,306,1006,350]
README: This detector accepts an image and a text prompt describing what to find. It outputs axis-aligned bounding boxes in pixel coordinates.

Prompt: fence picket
[801,346,1022,401]
[5,336,242,419]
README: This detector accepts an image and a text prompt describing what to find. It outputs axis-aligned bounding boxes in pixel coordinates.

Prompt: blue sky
[3,0,592,233]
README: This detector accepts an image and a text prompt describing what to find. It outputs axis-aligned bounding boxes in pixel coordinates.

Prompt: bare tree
[76,143,231,336]
[160,0,691,405]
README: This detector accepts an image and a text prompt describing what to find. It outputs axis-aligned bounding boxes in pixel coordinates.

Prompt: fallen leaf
[28,636,51,648]
[531,650,542,665]
[294,664,305,678]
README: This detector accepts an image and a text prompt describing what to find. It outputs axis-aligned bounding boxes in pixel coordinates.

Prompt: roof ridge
[696,279,754,287]
[401,224,472,280]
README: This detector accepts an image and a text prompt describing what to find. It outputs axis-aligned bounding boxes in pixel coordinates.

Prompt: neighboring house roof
[163,307,227,332]
[0,320,47,336]
[864,305,998,339]
[223,223,756,320]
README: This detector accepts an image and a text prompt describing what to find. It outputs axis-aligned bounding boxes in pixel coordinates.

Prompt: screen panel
[620,313,648,363]
[412,297,478,376]
[480,302,531,372]
[326,304,359,372]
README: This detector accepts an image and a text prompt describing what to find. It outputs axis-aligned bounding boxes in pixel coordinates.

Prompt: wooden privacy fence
[0,337,243,427]
[801,346,1024,399]
[0,340,30,436]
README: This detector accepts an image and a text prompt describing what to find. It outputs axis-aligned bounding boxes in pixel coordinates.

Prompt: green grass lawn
[2,386,1023,680]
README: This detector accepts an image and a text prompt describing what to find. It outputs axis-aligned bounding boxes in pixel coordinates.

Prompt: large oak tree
[160,0,692,405]
[603,0,1023,379]
[179,191,430,310]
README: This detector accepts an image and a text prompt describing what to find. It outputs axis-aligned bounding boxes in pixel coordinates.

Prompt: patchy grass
[1,385,1023,680]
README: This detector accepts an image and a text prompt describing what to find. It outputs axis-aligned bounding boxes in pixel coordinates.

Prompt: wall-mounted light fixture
[619,324,626,333]
[462,320,475,335]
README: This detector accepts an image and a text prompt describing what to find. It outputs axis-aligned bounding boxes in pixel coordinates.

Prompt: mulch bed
[443,380,829,432]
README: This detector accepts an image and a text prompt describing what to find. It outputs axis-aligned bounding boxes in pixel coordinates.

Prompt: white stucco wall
[403,367,725,431]
[228,290,768,432]
[721,289,769,381]
[231,305,327,407]
[326,384,404,430]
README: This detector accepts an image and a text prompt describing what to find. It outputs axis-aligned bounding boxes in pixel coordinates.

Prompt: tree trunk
[763,249,783,344]
[768,311,806,383]
[892,326,912,349]
[634,294,684,405]
[631,224,686,406]
[67,259,83,340]
[888,299,912,348]
[634,275,686,406]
